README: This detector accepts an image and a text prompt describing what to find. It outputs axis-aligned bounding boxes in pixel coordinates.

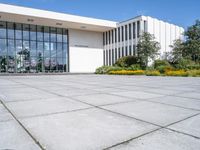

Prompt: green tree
[137,32,160,68]
[169,39,186,63]
[184,20,200,62]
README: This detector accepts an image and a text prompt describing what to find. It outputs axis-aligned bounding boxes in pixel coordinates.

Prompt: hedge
[109,70,145,75]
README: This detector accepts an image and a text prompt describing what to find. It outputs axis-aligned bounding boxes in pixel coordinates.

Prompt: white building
[0,3,184,73]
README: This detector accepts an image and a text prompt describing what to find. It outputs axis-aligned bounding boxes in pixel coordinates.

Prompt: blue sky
[0,0,199,29]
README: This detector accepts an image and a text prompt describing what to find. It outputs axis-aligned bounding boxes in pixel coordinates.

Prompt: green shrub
[154,59,171,69]
[145,70,161,76]
[156,65,174,74]
[109,70,145,75]
[115,56,140,67]
[174,58,196,70]
[184,64,200,70]
[126,64,141,71]
[95,66,122,74]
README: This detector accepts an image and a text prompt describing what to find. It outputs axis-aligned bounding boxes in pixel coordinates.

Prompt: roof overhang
[0,3,117,32]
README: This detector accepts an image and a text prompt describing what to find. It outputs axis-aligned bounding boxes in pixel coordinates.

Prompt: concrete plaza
[0,75,200,150]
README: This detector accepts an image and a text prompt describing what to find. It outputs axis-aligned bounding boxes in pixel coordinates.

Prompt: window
[0,22,6,38]
[105,32,108,45]
[122,47,124,57]
[0,21,68,73]
[57,43,63,58]
[63,29,68,43]
[109,49,111,66]
[37,42,43,57]
[133,22,136,39]
[133,45,136,55]
[144,21,147,32]
[125,46,128,56]
[118,48,120,58]
[125,25,128,41]
[103,50,105,65]
[112,30,114,43]
[44,27,50,42]
[0,39,7,55]
[23,24,30,40]
[30,41,36,56]
[108,31,110,44]
[115,48,117,62]
[30,25,36,41]
[129,45,132,55]
[50,27,56,42]
[7,23,14,39]
[15,23,22,40]
[112,49,114,64]
[137,21,140,38]
[106,50,108,65]
[129,24,132,39]
[57,28,63,42]
[118,27,120,42]
[115,29,117,42]
[103,33,105,45]
[122,26,124,41]
[44,42,50,57]
[37,26,44,41]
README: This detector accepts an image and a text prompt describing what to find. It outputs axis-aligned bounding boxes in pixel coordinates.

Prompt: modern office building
[0,3,184,73]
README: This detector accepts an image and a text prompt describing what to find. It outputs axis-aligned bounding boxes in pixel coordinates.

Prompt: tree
[137,32,160,68]
[184,20,200,62]
[169,39,186,63]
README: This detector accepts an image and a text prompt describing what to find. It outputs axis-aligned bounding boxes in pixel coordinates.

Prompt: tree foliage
[184,20,200,62]
[169,39,185,63]
[169,20,200,63]
[137,32,160,68]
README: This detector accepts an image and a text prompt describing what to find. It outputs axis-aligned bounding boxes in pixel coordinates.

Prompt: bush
[186,70,200,77]
[115,56,140,67]
[165,70,188,77]
[95,66,122,74]
[154,60,171,68]
[156,65,174,74]
[126,64,141,71]
[109,70,145,75]
[145,70,161,76]
[174,58,196,70]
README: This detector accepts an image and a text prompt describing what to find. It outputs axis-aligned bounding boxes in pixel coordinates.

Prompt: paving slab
[175,92,200,100]
[169,114,200,138]
[73,93,136,106]
[148,96,200,110]
[0,87,59,102]
[109,129,200,150]
[20,108,158,150]
[0,75,200,150]
[0,120,40,150]
[6,97,92,118]
[110,91,164,100]
[0,103,13,122]
[102,101,199,126]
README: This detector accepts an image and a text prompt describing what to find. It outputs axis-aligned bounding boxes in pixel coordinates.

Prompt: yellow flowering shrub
[165,70,188,77]
[186,70,200,77]
[109,70,145,75]
[145,70,161,76]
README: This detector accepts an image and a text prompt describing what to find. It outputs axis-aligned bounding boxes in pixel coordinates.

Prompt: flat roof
[0,3,117,32]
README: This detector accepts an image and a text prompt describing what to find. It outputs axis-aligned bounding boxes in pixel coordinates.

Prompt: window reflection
[0,21,68,73]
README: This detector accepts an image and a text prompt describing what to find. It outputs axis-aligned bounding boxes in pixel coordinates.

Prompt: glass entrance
[0,21,69,73]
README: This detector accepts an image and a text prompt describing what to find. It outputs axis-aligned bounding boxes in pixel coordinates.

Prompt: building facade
[0,3,184,73]
[103,16,184,66]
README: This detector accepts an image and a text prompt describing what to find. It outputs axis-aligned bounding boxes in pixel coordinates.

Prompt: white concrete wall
[146,16,184,56]
[68,29,103,73]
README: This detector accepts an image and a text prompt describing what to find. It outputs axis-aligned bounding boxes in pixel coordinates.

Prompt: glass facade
[0,21,68,73]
